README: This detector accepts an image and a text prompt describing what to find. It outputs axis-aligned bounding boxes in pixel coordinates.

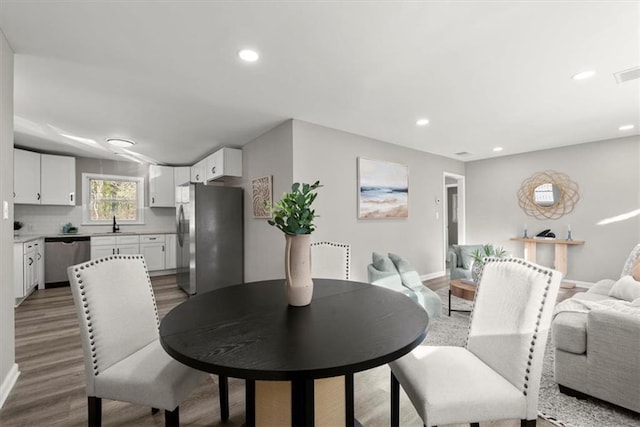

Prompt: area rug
[431,288,640,427]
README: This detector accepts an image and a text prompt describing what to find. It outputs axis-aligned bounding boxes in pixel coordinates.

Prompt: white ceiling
[0,1,638,165]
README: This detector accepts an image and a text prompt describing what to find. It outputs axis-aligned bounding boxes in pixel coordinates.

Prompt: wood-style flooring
[0,275,561,426]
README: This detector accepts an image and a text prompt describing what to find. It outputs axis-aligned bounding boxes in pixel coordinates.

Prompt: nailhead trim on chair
[465,257,556,396]
[72,255,158,376]
[310,241,351,280]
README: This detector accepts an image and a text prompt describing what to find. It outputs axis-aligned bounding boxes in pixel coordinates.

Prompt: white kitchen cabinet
[41,153,76,205]
[14,238,43,303]
[149,165,175,207]
[14,149,76,206]
[190,159,206,183]
[14,149,41,204]
[139,234,165,271]
[164,234,176,269]
[90,235,140,258]
[205,147,242,182]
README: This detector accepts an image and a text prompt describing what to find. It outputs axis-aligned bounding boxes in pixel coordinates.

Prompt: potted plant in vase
[268,181,322,306]
[471,244,508,283]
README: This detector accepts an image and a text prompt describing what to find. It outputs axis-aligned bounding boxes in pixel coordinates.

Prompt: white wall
[292,120,465,282]
[465,136,640,282]
[229,120,293,282]
[0,29,17,409]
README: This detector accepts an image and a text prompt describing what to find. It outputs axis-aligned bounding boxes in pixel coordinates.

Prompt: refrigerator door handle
[177,204,185,247]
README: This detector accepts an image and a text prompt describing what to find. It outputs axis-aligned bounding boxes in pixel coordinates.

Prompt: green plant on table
[267,181,322,235]
[472,244,508,265]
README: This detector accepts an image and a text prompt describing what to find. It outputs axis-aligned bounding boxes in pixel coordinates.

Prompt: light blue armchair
[448,244,483,280]
[367,252,442,319]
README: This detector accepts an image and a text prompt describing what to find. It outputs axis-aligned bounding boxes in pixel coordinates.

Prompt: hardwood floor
[0,274,558,426]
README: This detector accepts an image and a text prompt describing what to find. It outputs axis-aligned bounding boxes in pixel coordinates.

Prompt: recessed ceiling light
[493,147,503,152]
[572,70,596,80]
[619,124,635,131]
[106,138,135,147]
[238,49,259,62]
[416,118,430,126]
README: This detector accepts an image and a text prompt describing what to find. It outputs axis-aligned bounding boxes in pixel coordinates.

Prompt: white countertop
[14,230,175,243]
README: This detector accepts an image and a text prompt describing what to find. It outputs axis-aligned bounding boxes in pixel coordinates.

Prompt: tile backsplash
[15,205,176,235]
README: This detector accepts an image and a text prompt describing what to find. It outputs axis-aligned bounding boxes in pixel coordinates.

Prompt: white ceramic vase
[284,233,313,306]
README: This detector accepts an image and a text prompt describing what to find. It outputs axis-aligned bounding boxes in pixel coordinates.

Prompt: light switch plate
[2,200,8,219]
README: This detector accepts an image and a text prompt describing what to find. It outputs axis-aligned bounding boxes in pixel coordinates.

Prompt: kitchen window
[82,173,145,225]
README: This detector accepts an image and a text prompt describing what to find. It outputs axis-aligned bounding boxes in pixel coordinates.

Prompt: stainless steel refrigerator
[176,184,243,295]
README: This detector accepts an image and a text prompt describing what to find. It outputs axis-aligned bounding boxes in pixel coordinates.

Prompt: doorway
[443,172,465,273]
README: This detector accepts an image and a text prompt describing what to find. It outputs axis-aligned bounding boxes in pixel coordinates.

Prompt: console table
[510,237,584,281]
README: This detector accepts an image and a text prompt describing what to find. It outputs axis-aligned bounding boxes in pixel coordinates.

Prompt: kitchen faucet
[112,215,120,233]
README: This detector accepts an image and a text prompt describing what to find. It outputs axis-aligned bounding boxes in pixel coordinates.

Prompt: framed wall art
[358,158,408,219]
[252,175,273,219]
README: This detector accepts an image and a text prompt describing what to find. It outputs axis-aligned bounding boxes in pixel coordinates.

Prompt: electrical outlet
[2,201,7,219]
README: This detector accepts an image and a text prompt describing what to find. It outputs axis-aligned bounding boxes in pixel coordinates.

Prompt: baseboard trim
[0,363,20,409]
[420,271,446,281]
[562,280,593,289]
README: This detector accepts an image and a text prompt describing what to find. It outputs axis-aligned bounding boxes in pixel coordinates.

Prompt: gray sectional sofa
[552,244,640,413]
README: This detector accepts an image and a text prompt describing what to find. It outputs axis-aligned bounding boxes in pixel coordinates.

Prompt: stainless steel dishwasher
[44,236,91,287]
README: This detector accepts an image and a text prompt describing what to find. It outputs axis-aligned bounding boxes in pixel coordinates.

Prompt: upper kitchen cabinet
[149,164,175,207]
[205,147,242,182]
[190,158,206,183]
[174,166,190,186]
[14,149,75,205]
[41,153,76,205]
[14,149,41,204]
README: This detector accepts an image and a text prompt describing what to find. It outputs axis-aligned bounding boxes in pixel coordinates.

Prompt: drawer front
[116,235,140,245]
[23,240,40,253]
[140,234,165,243]
[91,236,116,246]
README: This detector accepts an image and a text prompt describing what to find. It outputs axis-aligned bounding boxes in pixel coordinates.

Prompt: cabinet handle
[162,245,165,252]
[13,192,15,198]
[70,193,74,203]
[152,197,155,204]
[149,237,156,240]
[196,174,200,180]
[211,166,216,174]
[37,253,41,260]
[117,248,120,254]
[28,257,33,266]
[112,248,115,255]
[37,193,41,200]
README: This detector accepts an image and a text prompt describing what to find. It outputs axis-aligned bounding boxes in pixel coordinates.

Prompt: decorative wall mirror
[517,170,579,219]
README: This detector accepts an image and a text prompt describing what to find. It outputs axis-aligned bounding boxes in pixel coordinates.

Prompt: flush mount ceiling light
[106,138,136,147]
[619,124,635,131]
[416,118,430,126]
[238,49,259,62]
[493,147,503,152]
[572,70,596,80]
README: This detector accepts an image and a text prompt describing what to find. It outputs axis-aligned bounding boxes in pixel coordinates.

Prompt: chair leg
[88,396,102,427]
[391,372,400,427]
[219,375,229,421]
[521,420,536,427]
[152,407,160,414]
[165,407,179,427]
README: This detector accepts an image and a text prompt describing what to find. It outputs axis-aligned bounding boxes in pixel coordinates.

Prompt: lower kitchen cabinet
[139,234,165,271]
[14,238,44,304]
[90,235,140,259]
[165,234,176,269]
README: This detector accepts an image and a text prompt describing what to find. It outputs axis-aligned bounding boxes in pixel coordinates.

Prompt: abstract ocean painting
[358,158,408,218]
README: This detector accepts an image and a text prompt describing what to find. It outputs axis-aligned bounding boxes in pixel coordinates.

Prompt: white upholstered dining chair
[310,241,351,280]
[67,255,229,426]
[389,257,562,427]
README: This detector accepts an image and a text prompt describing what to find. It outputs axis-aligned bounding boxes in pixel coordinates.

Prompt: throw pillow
[388,252,423,290]
[372,252,396,273]
[632,257,640,282]
[459,245,482,270]
[608,275,640,302]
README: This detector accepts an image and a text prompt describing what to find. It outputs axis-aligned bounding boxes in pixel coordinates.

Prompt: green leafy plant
[472,244,508,265]
[267,181,322,235]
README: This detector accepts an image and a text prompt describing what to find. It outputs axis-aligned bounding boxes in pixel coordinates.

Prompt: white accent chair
[310,241,351,280]
[389,257,562,427]
[67,255,229,426]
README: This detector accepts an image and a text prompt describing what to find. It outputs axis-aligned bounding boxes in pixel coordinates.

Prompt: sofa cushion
[608,275,640,302]
[388,252,422,290]
[459,245,482,270]
[553,311,588,354]
[372,252,396,273]
[587,279,615,296]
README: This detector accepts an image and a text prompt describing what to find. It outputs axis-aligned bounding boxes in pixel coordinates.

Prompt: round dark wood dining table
[159,279,429,427]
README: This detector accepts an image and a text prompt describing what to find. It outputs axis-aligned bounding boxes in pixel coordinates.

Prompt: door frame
[443,172,466,273]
